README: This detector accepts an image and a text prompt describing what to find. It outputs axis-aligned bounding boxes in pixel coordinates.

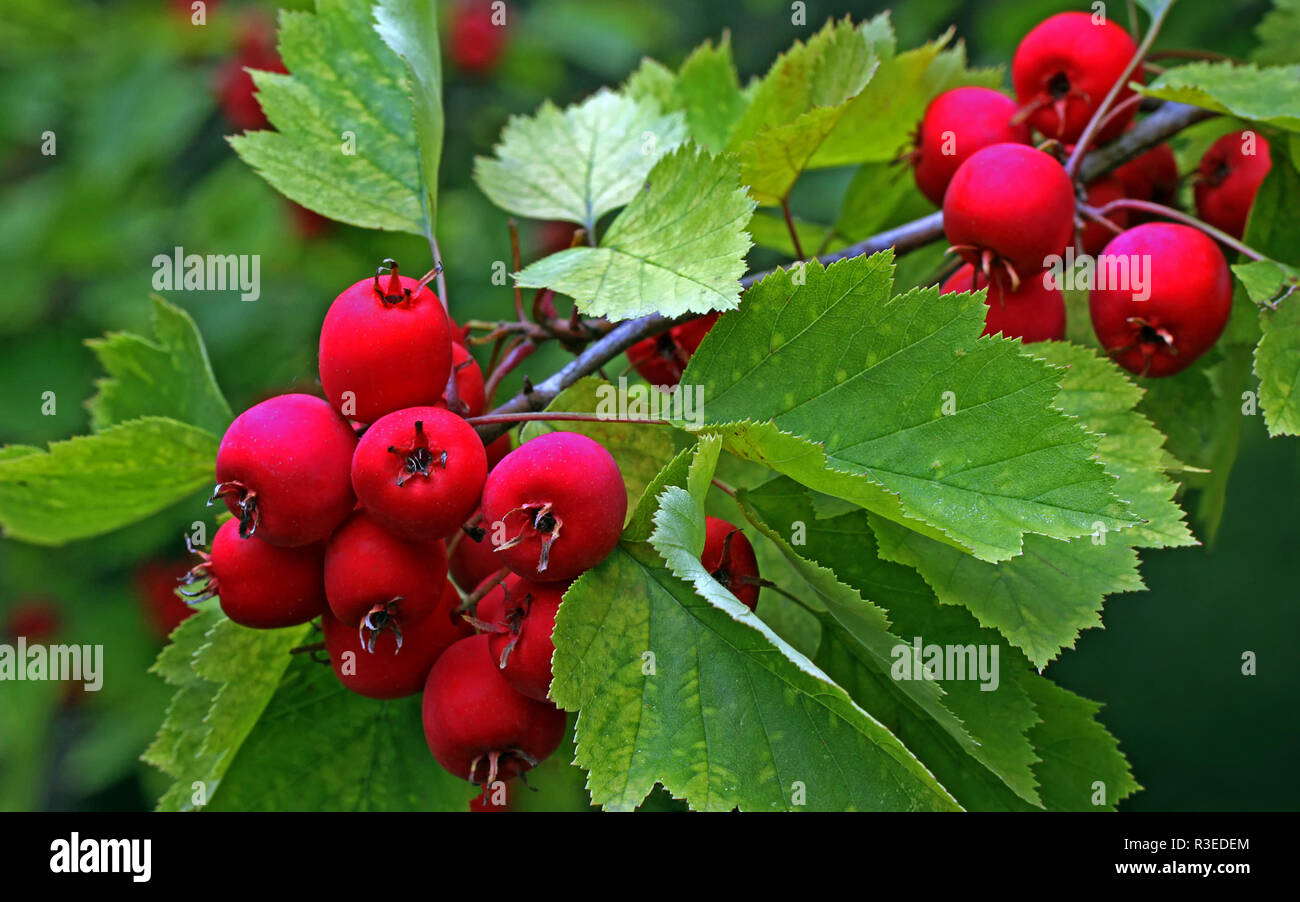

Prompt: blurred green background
[0,0,1293,811]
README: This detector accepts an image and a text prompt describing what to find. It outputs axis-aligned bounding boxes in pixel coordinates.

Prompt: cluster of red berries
[912,11,1268,377]
[187,259,761,795]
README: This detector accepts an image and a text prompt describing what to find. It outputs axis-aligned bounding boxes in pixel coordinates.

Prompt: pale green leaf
[1137,62,1300,131]
[1255,295,1300,435]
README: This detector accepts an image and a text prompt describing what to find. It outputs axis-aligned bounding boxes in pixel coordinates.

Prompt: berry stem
[1090,199,1268,261]
[1065,1,1174,180]
[457,567,510,613]
[483,339,536,406]
[781,199,806,260]
[430,237,450,312]
[508,218,527,323]
[465,411,674,427]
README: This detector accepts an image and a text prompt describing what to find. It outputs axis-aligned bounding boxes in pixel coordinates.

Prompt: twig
[1093,198,1267,260]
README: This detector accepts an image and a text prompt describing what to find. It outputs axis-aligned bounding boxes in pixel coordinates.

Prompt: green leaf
[0,417,217,545]
[747,209,836,257]
[207,655,472,811]
[1254,0,1300,65]
[684,255,1135,563]
[1232,260,1299,306]
[1255,295,1300,435]
[625,36,748,153]
[85,295,233,435]
[473,88,686,233]
[514,145,754,320]
[229,0,429,234]
[1137,62,1300,131]
[1020,676,1139,811]
[373,0,444,235]
[738,477,1043,807]
[724,18,880,205]
[519,376,677,520]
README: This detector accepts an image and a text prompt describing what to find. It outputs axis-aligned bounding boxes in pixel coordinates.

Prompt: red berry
[483,433,512,471]
[1080,173,1130,256]
[318,262,453,426]
[287,201,332,240]
[449,517,503,592]
[939,264,1067,343]
[351,407,487,541]
[482,575,568,702]
[3,598,62,643]
[438,343,486,417]
[322,580,471,699]
[1090,223,1232,377]
[481,432,627,582]
[1012,12,1140,144]
[212,393,357,547]
[912,87,1032,207]
[213,14,286,132]
[447,0,507,74]
[1194,130,1272,240]
[626,313,719,387]
[469,783,510,811]
[701,517,760,611]
[422,634,566,783]
[184,519,327,629]
[324,510,449,646]
[133,559,197,638]
[943,144,1075,287]
[1113,141,1180,208]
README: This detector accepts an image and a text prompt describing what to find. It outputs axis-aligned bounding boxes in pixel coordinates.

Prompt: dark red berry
[438,343,486,417]
[481,432,627,582]
[912,87,1031,207]
[1194,130,1272,240]
[318,261,453,426]
[1113,140,1180,209]
[626,313,719,387]
[939,264,1066,343]
[212,393,357,547]
[422,634,566,784]
[447,0,507,74]
[1090,223,1232,377]
[1012,12,1141,144]
[1080,173,1130,256]
[701,517,760,612]
[184,519,327,629]
[214,13,287,132]
[449,515,503,592]
[351,406,487,541]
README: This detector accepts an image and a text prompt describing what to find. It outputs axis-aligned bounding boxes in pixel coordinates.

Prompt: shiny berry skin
[1194,130,1273,240]
[1114,141,1180,208]
[449,518,503,592]
[626,313,719,387]
[1012,12,1141,144]
[351,406,487,541]
[447,0,507,74]
[318,263,453,426]
[438,343,486,417]
[939,264,1066,343]
[701,517,760,612]
[482,575,568,701]
[481,432,627,582]
[1080,173,1130,256]
[324,510,449,645]
[422,634,566,784]
[912,87,1031,207]
[1089,223,1232,377]
[322,580,471,699]
[943,144,1075,287]
[185,519,327,629]
[212,394,357,547]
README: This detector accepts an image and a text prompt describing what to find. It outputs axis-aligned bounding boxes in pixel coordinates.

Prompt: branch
[473,101,1217,444]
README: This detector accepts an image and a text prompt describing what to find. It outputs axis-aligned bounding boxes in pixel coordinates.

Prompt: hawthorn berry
[626,313,719,388]
[939,264,1066,343]
[943,143,1075,289]
[324,510,449,648]
[438,343,486,417]
[1113,140,1180,209]
[479,575,569,701]
[1194,130,1273,240]
[212,393,357,546]
[1090,223,1232,377]
[422,634,566,784]
[2,599,62,643]
[183,519,327,629]
[351,406,487,541]
[318,260,453,425]
[449,515,503,592]
[322,580,471,699]
[701,517,760,612]
[1080,173,1131,256]
[447,0,506,74]
[481,432,627,582]
[911,87,1031,208]
[483,433,512,471]
[1012,12,1141,144]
